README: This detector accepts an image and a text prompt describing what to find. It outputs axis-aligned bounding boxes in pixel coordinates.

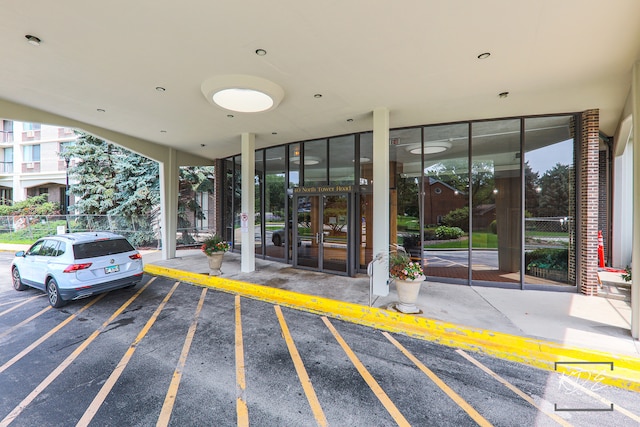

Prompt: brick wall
[598,150,608,265]
[579,110,600,295]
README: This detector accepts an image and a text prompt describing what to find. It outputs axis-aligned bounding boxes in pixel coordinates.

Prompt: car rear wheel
[47,278,66,308]
[12,267,27,291]
[272,233,282,247]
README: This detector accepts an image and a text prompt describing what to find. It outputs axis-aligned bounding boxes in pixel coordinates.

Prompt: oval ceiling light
[407,141,452,155]
[201,74,284,113]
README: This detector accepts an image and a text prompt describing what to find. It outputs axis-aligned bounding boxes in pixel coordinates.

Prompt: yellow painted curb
[144,264,640,393]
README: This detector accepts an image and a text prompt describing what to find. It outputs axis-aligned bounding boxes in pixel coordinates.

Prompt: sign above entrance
[293,185,353,194]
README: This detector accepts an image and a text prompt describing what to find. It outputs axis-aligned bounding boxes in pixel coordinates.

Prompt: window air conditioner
[26,162,34,169]
[26,130,34,137]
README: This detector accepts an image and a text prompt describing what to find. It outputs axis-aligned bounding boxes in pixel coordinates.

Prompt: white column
[372,108,390,296]
[632,61,640,340]
[241,133,255,273]
[160,148,178,260]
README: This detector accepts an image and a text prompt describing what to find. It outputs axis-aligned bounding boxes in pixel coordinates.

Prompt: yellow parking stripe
[0,295,45,317]
[274,306,327,427]
[156,288,208,427]
[0,306,51,340]
[321,317,410,427]
[77,281,180,427]
[382,332,493,427]
[456,349,573,427]
[0,294,106,375]
[0,278,155,427]
[235,295,249,427]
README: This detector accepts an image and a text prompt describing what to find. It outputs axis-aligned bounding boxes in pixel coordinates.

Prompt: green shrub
[489,220,497,234]
[622,266,632,283]
[442,207,469,232]
[434,226,464,240]
[525,248,568,271]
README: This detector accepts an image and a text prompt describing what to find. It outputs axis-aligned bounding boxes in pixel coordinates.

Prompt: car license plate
[105,265,120,274]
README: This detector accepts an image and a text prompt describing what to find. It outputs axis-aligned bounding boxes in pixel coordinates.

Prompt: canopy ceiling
[2,0,640,160]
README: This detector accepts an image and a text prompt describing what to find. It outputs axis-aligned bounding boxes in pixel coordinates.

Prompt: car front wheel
[47,278,66,308]
[12,267,27,291]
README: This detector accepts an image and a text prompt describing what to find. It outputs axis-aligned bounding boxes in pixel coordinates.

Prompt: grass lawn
[424,232,498,249]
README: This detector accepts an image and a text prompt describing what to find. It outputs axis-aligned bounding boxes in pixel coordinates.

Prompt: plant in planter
[201,234,230,276]
[389,250,425,314]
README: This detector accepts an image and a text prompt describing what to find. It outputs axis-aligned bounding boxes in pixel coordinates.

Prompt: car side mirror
[15,251,25,257]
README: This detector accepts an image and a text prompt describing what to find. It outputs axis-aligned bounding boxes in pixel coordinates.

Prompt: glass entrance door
[294,194,349,274]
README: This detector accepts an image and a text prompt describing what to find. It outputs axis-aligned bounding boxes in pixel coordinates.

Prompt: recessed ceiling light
[155,86,166,92]
[272,132,278,135]
[314,94,323,98]
[477,52,491,59]
[201,74,284,113]
[25,35,41,46]
[160,130,167,133]
[255,49,267,56]
[97,108,106,113]
[200,144,206,147]
[499,91,509,98]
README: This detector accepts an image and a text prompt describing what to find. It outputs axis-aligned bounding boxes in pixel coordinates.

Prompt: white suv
[11,232,144,308]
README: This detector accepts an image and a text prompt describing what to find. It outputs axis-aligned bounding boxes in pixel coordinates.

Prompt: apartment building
[0,120,77,211]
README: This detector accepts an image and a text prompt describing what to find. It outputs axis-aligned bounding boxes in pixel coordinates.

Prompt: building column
[631,61,640,339]
[241,133,255,273]
[160,148,178,260]
[372,108,390,296]
[579,110,600,296]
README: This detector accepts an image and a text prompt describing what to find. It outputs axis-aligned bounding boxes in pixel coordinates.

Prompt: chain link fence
[0,215,214,250]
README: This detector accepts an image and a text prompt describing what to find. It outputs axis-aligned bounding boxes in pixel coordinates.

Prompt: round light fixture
[290,155,320,165]
[213,88,274,112]
[201,75,284,113]
[407,141,452,155]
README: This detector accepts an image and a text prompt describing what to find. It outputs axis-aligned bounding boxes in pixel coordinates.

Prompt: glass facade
[222,114,577,288]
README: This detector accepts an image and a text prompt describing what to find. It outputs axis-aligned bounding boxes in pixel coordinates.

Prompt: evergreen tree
[538,163,570,217]
[64,133,117,215]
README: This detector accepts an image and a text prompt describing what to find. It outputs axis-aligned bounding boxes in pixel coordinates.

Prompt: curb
[144,264,640,393]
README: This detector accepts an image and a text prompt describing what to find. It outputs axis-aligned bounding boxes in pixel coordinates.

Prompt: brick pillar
[580,110,600,295]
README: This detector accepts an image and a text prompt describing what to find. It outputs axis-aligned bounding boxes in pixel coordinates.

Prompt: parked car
[271,228,302,247]
[11,232,144,308]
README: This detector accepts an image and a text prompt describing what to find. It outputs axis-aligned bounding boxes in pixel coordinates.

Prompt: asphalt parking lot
[1,254,639,426]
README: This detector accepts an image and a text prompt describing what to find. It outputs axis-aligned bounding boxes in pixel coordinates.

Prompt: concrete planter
[207,252,224,276]
[394,275,425,313]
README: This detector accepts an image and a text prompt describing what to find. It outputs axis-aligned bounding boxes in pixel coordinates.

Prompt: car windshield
[73,238,135,260]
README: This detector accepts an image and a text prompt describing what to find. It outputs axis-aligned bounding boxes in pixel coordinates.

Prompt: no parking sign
[241,212,249,233]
